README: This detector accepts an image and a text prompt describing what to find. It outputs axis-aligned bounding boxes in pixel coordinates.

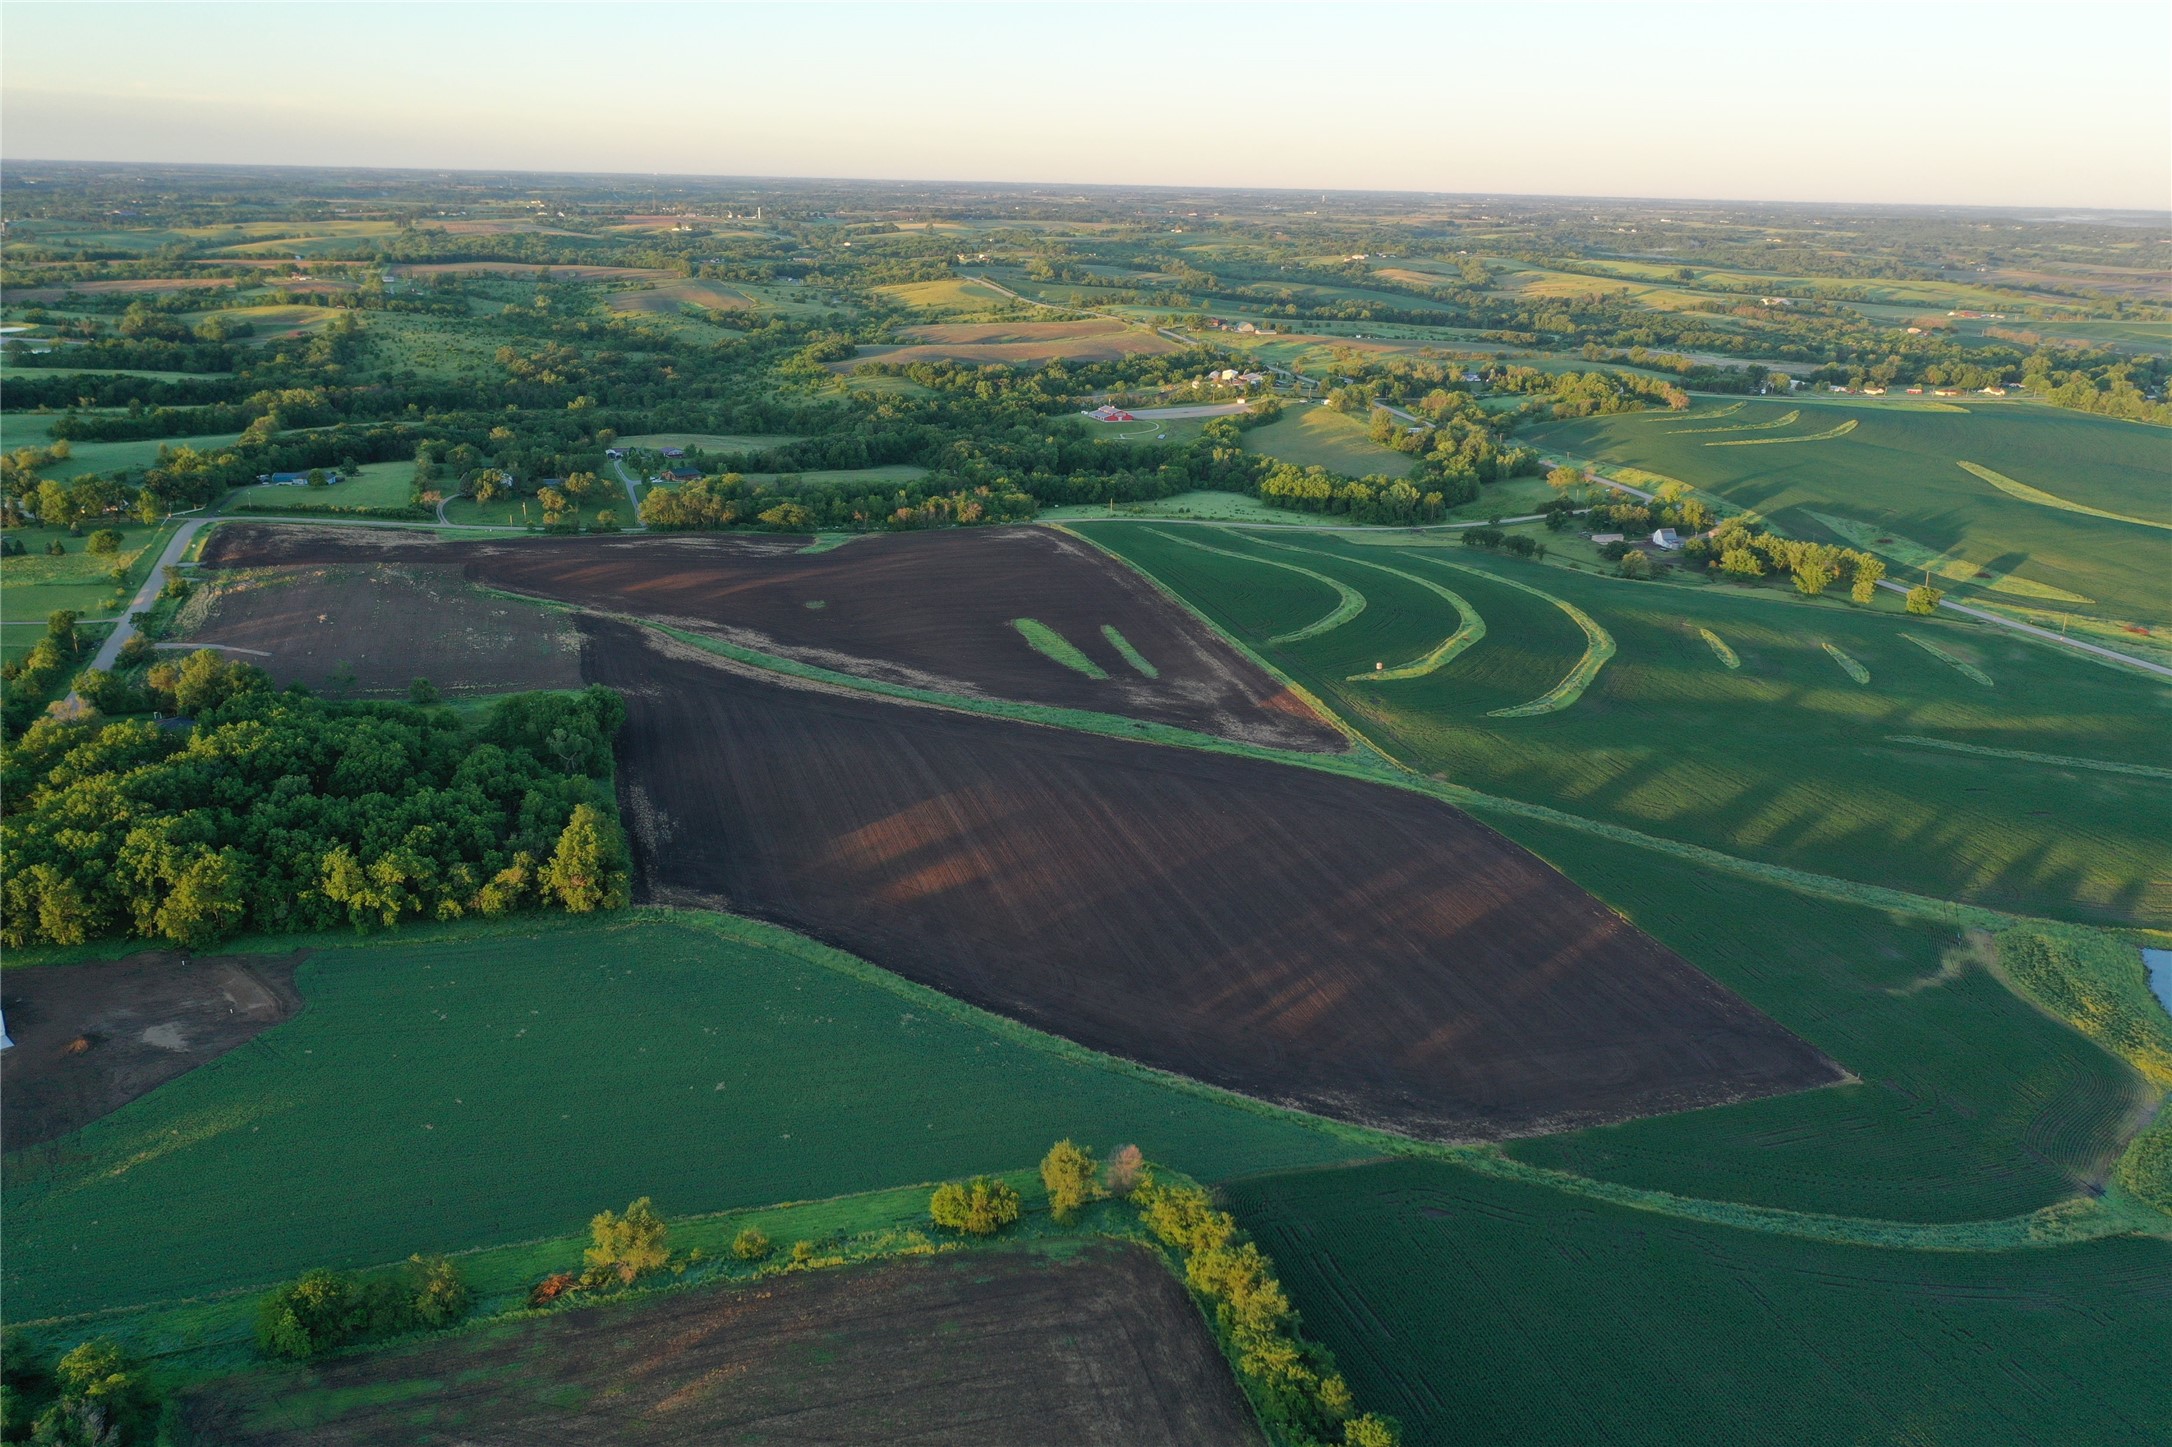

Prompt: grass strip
[1821,641,1870,684]
[1667,408,1800,435]
[1396,552,1614,716]
[1959,460,2172,532]
[1707,418,1860,446]
[1641,400,1741,422]
[1698,627,1741,669]
[1885,734,2172,782]
[1900,632,1994,686]
[1011,617,1107,678]
[1274,551,1484,682]
[1145,527,1366,644]
[1099,624,1159,678]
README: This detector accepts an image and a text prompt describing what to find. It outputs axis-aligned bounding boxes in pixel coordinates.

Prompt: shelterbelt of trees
[0,660,632,950]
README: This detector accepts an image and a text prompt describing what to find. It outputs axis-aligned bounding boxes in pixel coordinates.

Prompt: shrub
[1905,584,1945,615]
[1040,1139,1103,1223]
[85,528,122,555]
[1617,550,1652,580]
[928,1176,1022,1236]
[255,1255,472,1360]
[583,1197,670,1287]
[1104,1143,1146,1197]
[731,1227,773,1262]
[408,677,441,706]
[1345,1413,1404,1446]
[790,1239,817,1266]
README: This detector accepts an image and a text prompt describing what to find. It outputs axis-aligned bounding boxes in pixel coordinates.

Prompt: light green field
[3,431,245,482]
[223,460,416,512]
[1083,523,2172,927]
[734,463,930,486]
[0,517,177,620]
[1242,406,1418,478]
[1039,489,1296,523]
[1529,400,2171,626]
[874,277,1015,314]
[3,912,1360,1321]
[436,494,618,529]
[1232,1158,2170,1447]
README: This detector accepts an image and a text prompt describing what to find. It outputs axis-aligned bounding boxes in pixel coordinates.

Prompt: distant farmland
[852,318,1180,366]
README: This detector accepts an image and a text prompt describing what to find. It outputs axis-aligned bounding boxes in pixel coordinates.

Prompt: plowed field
[185,1243,1262,1446]
[200,525,1339,750]
[587,618,1837,1141]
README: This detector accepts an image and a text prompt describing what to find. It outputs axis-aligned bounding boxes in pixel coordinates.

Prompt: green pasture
[875,277,1015,315]
[1083,523,2172,927]
[1039,489,1296,524]
[735,463,930,487]
[1,912,1360,1321]
[0,516,177,620]
[1243,406,1417,478]
[436,493,619,529]
[1529,399,2170,627]
[1232,1158,2171,1447]
[33,430,247,481]
[222,460,416,512]
[358,313,508,381]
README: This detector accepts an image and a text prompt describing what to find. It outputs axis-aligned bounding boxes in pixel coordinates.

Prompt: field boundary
[1885,734,2172,781]
[1400,551,1616,715]
[1706,418,1860,446]
[1958,459,2172,532]
[1145,527,1367,643]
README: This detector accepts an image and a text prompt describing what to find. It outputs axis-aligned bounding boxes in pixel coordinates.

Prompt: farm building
[1590,532,1626,546]
[255,471,337,486]
[1651,528,1682,550]
[661,468,702,484]
[604,448,626,459]
[1087,405,1136,422]
[660,447,687,459]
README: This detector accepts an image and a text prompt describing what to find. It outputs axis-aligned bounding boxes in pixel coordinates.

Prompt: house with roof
[1651,528,1682,550]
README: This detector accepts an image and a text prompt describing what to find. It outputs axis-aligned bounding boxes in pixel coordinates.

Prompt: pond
[2144,949,2172,1016]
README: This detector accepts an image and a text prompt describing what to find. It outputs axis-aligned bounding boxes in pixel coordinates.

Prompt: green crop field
[1243,405,1418,477]
[223,460,416,512]
[1230,1158,2171,1447]
[2,912,1361,1322]
[1529,399,2170,627]
[1082,522,2172,927]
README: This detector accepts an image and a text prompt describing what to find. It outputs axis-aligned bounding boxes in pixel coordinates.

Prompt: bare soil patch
[587,619,1838,1142]
[2,951,306,1149]
[170,562,583,697]
[850,319,1179,367]
[184,1243,1261,1447]
[200,525,1339,751]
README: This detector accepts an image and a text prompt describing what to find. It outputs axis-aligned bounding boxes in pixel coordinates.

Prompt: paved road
[85,519,204,674]
[613,458,644,514]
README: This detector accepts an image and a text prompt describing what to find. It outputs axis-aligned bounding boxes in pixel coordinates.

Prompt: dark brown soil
[587,619,1840,1142]
[170,563,583,696]
[199,524,1343,752]
[183,1242,1263,1447]
[1,951,306,1150]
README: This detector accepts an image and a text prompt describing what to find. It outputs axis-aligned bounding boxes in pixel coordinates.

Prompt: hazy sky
[5,1,2167,210]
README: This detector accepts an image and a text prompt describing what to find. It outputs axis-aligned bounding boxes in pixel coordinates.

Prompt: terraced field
[1529,399,2170,627]
[1082,523,2172,927]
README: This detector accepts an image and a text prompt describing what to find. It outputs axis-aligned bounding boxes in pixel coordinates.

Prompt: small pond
[2144,948,2172,1016]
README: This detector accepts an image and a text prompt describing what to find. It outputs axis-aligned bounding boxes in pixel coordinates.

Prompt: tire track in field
[1146,528,1367,644]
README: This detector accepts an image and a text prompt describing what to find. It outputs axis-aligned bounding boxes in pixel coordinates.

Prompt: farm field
[33,429,246,480]
[1231,1157,2172,1447]
[183,1243,1262,1447]
[875,276,1016,314]
[200,523,1346,751]
[168,563,583,696]
[586,615,1837,1142]
[0,516,177,620]
[1,912,1364,1320]
[1529,399,2171,627]
[1082,522,2172,927]
[848,318,1180,367]
[221,458,415,511]
[605,277,759,313]
[1243,405,1419,477]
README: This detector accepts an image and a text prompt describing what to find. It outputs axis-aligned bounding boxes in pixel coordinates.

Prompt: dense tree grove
[256,1256,472,1362]
[1,662,631,949]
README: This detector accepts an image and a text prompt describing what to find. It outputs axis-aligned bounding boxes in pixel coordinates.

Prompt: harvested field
[1,951,304,1149]
[587,619,1839,1141]
[386,263,669,281]
[199,525,1340,751]
[5,276,239,304]
[183,1243,1262,1447]
[607,279,756,312]
[169,563,582,697]
[851,319,1179,367]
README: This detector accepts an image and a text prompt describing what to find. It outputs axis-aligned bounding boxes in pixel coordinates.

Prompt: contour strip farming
[1147,528,1368,644]
[1404,553,1616,716]
[1957,460,2172,532]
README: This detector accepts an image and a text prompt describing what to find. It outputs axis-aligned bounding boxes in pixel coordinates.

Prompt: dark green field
[3,913,1359,1321]
[1081,522,2172,927]
[1230,1158,2172,1447]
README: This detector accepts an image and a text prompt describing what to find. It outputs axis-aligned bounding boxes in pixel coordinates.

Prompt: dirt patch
[200,525,1341,751]
[170,562,583,697]
[587,618,1839,1142]
[2,951,306,1149]
[183,1242,1261,1446]
[848,327,1180,367]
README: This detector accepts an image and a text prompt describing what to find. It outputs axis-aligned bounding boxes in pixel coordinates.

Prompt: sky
[4,1,2167,211]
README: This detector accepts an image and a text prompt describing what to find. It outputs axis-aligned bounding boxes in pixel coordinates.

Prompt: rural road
[1872,578,2172,680]
[613,458,644,513]
[85,519,203,674]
